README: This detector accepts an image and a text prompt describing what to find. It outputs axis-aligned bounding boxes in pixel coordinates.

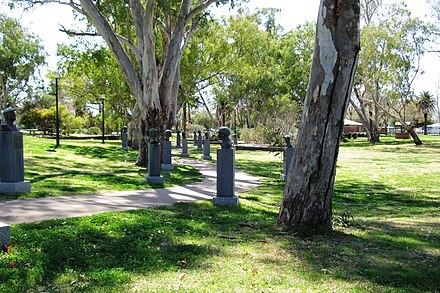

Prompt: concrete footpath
[0,157,260,224]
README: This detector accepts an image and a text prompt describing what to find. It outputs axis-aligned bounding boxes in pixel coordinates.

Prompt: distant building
[344,119,363,133]
[427,123,440,135]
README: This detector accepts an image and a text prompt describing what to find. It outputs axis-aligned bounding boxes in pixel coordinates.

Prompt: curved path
[0,157,260,224]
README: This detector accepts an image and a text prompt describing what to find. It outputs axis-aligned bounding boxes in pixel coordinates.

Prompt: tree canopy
[0,13,45,109]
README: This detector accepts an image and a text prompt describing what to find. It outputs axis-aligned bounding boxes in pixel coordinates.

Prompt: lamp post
[101,96,105,144]
[54,73,60,148]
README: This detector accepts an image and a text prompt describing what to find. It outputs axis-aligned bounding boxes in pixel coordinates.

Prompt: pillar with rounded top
[213,127,239,206]
[145,128,164,184]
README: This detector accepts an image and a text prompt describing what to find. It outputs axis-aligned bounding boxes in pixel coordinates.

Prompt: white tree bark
[58,0,222,165]
[278,0,360,229]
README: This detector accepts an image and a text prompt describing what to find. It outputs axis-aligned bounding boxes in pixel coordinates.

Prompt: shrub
[240,126,284,145]
[88,126,102,135]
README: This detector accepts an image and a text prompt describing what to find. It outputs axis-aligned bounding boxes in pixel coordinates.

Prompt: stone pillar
[120,126,129,150]
[202,131,212,160]
[162,141,174,170]
[176,130,182,148]
[193,131,197,146]
[281,135,294,181]
[181,132,189,156]
[145,128,164,184]
[0,222,10,247]
[197,130,203,150]
[0,131,31,194]
[213,127,239,206]
[162,129,174,170]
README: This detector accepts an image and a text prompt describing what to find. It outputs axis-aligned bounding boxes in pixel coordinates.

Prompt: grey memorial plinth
[213,127,239,206]
[193,131,197,146]
[162,129,174,170]
[0,107,31,194]
[120,126,129,150]
[202,131,212,160]
[0,222,10,246]
[176,130,182,148]
[197,130,203,150]
[145,128,164,184]
[281,135,294,181]
[181,132,189,156]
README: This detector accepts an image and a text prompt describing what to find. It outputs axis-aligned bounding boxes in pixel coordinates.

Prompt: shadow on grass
[2,157,202,200]
[60,144,137,162]
[334,180,440,217]
[4,192,439,291]
[279,227,439,291]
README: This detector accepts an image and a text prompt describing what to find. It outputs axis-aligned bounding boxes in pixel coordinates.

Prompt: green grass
[1,135,439,292]
[0,136,203,200]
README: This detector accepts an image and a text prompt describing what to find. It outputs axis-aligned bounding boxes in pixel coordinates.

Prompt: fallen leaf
[251,267,259,274]
[179,273,187,282]
[6,245,12,253]
[9,261,16,268]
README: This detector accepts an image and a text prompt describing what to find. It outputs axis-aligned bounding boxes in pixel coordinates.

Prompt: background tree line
[4,0,440,146]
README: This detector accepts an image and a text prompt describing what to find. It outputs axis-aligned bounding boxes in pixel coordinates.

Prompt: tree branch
[59,25,98,36]
[187,0,218,21]
[79,0,141,99]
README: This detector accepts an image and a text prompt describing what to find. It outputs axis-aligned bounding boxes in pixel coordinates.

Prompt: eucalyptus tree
[0,13,45,108]
[278,0,360,229]
[205,11,313,137]
[351,1,431,144]
[12,0,237,166]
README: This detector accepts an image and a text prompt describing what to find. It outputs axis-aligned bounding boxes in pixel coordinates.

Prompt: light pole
[54,73,60,148]
[101,96,105,144]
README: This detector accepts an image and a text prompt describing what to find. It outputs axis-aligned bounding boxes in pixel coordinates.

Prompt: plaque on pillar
[213,127,239,206]
[0,107,31,195]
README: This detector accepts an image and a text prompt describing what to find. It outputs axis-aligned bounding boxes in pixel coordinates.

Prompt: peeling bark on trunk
[278,0,360,230]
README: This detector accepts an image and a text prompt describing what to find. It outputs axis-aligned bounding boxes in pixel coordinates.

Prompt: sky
[1,0,439,93]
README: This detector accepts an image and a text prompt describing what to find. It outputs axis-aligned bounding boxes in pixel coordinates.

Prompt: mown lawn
[0,135,439,292]
[0,136,203,200]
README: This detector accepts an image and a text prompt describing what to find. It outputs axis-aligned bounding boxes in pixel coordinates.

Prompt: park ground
[0,135,439,292]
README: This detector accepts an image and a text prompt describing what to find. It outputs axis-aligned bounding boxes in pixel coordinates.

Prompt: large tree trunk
[278,0,360,230]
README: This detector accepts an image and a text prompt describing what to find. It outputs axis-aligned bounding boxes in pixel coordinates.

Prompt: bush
[88,126,102,135]
[191,111,215,130]
[240,126,284,145]
[186,123,207,136]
